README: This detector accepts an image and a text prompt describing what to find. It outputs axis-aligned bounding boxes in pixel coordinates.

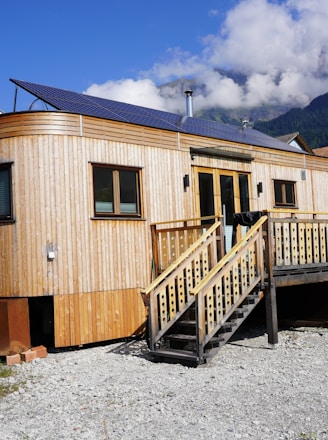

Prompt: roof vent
[185,90,193,117]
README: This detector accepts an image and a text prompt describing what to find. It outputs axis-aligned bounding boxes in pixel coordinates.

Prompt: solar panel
[10,78,303,154]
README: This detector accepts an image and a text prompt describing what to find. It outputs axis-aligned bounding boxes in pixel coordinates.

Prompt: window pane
[94,167,113,213]
[119,170,138,213]
[220,175,235,224]
[239,174,249,212]
[274,182,283,204]
[285,183,294,204]
[0,167,11,218]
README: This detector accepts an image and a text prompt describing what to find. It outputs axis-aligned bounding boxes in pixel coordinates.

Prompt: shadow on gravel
[226,325,275,350]
[107,326,271,360]
[107,338,152,360]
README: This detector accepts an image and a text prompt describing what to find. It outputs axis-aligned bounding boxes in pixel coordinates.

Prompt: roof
[276,132,313,154]
[10,78,305,154]
[313,146,328,157]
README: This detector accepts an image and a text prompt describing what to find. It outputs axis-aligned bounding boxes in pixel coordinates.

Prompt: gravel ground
[0,326,327,440]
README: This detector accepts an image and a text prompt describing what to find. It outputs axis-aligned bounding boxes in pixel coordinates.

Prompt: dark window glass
[0,164,12,220]
[119,170,139,214]
[94,167,114,213]
[199,172,214,224]
[239,174,249,212]
[220,175,235,224]
[285,183,294,204]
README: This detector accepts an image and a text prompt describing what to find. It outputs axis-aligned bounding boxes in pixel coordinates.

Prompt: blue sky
[1,0,328,114]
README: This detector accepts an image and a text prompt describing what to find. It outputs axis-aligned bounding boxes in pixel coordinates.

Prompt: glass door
[196,167,250,252]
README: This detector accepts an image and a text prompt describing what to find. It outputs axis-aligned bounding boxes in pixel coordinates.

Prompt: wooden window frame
[92,164,142,218]
[0,162,13,222]
[273,179,296,207]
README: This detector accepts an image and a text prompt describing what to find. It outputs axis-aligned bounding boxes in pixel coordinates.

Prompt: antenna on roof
[240,118,253,129]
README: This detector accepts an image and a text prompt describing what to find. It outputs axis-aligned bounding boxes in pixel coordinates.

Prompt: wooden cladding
[0,112,179,150]
[54,289,146,347]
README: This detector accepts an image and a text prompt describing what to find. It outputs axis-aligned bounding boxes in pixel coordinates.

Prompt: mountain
[159,72,328,149]
[253,93,328,149]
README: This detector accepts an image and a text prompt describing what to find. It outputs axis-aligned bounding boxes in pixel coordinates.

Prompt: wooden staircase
[143,216,268,366]
[151,290,264,366]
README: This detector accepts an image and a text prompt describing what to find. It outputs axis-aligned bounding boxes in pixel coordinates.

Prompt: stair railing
[191,215,268,362]
[143,220,223,351]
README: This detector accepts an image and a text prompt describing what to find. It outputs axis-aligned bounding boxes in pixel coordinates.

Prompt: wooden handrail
[150,214,220,228]
[265,209,328,217]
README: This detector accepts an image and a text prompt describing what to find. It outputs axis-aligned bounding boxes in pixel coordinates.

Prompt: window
[93,164,141,217]
[0,163,13,221]
[274,180,296,207]
[238,173,250,212]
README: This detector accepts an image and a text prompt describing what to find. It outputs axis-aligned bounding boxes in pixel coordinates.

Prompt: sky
[1,0,328,114]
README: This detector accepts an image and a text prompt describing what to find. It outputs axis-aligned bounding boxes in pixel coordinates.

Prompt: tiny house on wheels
[1,79,328,365]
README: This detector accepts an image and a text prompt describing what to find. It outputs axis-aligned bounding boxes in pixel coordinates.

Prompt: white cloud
[85,78,167,110]
[84,0,328,113]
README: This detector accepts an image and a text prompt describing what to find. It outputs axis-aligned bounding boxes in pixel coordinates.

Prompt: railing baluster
[306,224,313,264]
[158,287,168,330]
[232,261,240,304]
[312,223,320,263]
[290,222,298,265]
[299,223,306,264]
[283,222,291,265]
[319,223,327,262]
[214,277,223,324]
[275,223,283,266]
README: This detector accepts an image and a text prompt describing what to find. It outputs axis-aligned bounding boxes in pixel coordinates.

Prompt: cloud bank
[85,0,328,114]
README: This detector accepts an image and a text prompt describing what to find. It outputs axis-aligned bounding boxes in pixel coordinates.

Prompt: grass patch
[0,361,19,397]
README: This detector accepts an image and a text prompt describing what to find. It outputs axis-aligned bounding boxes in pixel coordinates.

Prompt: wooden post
[150,224,159,278]
[265,282,278,346]
[263,212,278,346]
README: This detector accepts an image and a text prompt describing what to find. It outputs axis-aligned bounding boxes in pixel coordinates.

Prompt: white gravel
[0,326,327,440]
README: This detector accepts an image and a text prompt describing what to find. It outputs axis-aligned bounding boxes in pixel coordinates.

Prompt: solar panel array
[10,78,302,154]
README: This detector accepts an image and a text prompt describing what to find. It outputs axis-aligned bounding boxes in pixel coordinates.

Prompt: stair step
[221,321,238,330]
[244,293,262,303]
[150,348,200,365]
[178,320,196,327]
[166,333,197,342]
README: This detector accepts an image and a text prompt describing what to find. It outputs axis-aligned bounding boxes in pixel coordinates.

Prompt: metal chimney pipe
[185,90,193,117]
